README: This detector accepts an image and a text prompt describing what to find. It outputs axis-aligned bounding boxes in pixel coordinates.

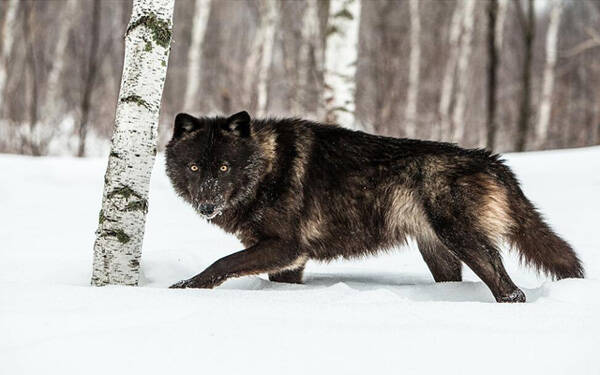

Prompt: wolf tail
[498,166,584,279]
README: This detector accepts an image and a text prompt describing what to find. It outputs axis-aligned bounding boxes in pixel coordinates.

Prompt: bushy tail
[507,189,584,280]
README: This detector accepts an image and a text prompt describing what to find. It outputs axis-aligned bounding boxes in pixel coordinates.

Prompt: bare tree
[563,27,600,58]
[255,0,279,117]
[487,0,508,149]
[324,0,361,127]
[242,0,277,115]
[536,0,563,146]
[452,0,476,144]
[486,0,499,150]
[92,0,174,286]
[514,0,535,152]
[43,0,77,128]
[438,0,464,140]
[183,0,212,113]
[77,0,102,157]
[495,0,509,50]
[404,0,420,137]
[295,0,325,118]
[22,0,40,155]
[0,0,19,116]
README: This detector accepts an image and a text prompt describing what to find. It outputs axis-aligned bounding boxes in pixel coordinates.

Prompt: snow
[1,146,600,374]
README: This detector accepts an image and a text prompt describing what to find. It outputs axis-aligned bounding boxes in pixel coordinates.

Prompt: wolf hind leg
[417,237,462,282]
[268,267,305,284]
[429,219,525,303]
[268,257,307,284]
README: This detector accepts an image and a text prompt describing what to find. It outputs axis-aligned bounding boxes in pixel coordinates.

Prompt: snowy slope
[1,147,599,375]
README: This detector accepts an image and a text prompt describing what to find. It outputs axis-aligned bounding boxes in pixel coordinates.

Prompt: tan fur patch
[386,186,437,245]
[255,128,277,173]
[478,175,512,243]
[279,254,309,272]
[286,129,313,218]
[291,131,312,192]
[300,208,325,246]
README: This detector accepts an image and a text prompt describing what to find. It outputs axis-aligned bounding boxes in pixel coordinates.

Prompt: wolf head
[165,111,266,220]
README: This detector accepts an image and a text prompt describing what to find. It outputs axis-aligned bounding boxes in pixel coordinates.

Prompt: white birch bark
[536,0,563,143]
[43,0,77,118]
[451,0,476,143]
[438,0,464,139]
[324,0,361,128]
[92,0,174,286]
[294,0,324,117]
[404,0,420,138]
[183,0,211,112]
[256,0,278,117]
[242,0,274,113]
[0,0,19,115]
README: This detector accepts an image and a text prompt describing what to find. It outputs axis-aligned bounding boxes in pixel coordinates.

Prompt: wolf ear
[173,113,201,139]
[224,111,251,137]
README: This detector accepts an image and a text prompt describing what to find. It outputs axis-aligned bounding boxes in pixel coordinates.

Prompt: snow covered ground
[1,146,599,374]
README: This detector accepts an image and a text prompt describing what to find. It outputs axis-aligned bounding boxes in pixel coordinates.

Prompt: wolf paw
[169,274,225,289]
[169,279,194,289]
[497,289,526,303]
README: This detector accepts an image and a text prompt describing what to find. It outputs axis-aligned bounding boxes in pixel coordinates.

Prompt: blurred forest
[0,0,599,156]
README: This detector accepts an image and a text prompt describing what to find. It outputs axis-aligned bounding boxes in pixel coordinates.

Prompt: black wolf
[166,111,583,302]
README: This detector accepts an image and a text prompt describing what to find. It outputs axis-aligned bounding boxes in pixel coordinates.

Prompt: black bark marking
[108,186,143,201]
[102,229,131,244]
[120,94,151,110]
[124,200,148,213]
[126,12,172,48]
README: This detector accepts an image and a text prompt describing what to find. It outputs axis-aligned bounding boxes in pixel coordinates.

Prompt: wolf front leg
[170,240,301,289]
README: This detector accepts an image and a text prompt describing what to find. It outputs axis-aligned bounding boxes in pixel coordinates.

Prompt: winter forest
[1,0,599,156]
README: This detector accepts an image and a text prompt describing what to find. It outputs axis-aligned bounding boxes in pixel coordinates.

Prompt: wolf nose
[199,203,215,216]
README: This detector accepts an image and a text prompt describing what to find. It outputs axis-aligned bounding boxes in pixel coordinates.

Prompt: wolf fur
[166,111,584,302]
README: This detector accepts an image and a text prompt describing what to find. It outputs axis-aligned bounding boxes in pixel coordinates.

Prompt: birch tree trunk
[404,0,420,138]
[0,0,19,116]
[324,0,361,128]
[495,0,508,51]
[256,0,278,117]
[242,0,277,115]
[438,0,464,140]
[183,0,211,112]
[92,0,174,286]
[77,0,101,157]
[451,0,476,143]
[43,0,77,122]
[294,0,325,117]
[536,0,563,146]
[23,0,41,156]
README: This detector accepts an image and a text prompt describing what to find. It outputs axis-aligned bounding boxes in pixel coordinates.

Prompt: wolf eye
[219,165,228,172]
[190,164,199,172]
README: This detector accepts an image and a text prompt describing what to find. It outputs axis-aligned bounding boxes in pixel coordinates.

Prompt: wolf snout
[198,203,216,216]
